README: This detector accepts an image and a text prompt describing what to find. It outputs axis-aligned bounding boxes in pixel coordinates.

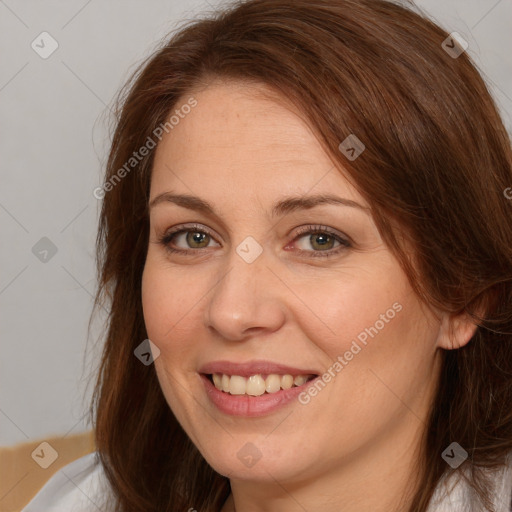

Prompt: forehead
[150,80,365,207]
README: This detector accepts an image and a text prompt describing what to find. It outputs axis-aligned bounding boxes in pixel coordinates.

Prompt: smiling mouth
[205,372,318,396]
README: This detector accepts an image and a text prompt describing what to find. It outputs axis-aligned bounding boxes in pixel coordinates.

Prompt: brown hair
[89,0,512,510]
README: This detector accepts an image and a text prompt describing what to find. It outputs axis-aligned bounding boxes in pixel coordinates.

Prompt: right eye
[158,224,221,254]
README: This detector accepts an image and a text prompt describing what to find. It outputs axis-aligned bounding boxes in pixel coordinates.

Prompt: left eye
[164,229,219,250]
[159,224,351,258]
[294,231,343,252]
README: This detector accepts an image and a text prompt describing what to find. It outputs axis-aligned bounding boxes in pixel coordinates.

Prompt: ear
[436,311,480,350]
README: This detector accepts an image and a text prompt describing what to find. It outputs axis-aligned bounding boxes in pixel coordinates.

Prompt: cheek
[141,257,205,343]
[141,260,203,417]
[319,290,438,428]
[288,260,409,362]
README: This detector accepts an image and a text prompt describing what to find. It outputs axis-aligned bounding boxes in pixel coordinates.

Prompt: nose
[204,245,287,341]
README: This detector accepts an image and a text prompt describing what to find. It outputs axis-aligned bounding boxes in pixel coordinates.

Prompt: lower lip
[200,374,318,417]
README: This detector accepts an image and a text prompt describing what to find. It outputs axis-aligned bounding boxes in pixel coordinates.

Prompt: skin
[141,79,478,512]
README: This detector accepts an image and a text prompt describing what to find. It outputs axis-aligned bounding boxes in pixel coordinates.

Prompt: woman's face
[141,80,445,486]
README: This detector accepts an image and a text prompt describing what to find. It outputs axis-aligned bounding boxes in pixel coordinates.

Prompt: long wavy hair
[89,0,512,510]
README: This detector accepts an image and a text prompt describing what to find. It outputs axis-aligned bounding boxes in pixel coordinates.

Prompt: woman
[23,0,512,511]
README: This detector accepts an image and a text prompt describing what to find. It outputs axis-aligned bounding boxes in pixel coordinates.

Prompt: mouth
[204,372,318,396]
[198,360,322,416]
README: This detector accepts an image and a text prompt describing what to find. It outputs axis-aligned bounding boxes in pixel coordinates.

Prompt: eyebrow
[149,192,370,217]
[148,192,370,217]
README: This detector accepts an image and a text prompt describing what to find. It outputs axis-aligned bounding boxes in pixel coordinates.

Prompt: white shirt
[21,452,109,512]
[22,450,512,511]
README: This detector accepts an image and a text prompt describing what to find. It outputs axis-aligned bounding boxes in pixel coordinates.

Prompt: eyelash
[157,223,352,259]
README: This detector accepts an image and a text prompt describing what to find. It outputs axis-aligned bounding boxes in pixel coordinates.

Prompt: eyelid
[164,222,217,239]
[292,224,352,244]
[158,223,352,257]
[288,225,351,258]
[159,223,221,249]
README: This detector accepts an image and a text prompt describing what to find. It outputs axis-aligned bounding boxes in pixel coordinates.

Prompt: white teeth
[293,375,307,386]
[265,374,281,393]
[212,373,222,388]
[221,374,230,393]
[229,375,247,395]
[281,374,293,389]
[246,375,266,396]
[210,373,314,395]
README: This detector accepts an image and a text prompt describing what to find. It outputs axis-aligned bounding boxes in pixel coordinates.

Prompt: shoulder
[428,449,512,512]
[21,451,111,512]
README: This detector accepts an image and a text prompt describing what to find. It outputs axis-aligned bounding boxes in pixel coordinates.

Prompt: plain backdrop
[1,0,511,447]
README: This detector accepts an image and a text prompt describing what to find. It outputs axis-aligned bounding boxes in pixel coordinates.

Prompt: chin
[199,439,315,483]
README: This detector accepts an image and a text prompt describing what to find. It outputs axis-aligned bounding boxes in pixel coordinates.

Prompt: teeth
[246,375,266,396]
[210,373,315,395]
[265,374,281,393]
[281,374,293,389]
[221,374,230,393]
[212,373,222,388]
[229,375,247,395]
[293,375,307,386]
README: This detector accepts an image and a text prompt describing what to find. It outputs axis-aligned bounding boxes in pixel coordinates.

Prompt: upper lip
[199,359,320,377]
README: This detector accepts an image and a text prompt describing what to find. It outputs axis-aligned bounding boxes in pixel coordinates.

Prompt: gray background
[1,0,511,447]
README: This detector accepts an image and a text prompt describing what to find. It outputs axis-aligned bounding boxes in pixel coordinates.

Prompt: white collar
[426,451,512,512]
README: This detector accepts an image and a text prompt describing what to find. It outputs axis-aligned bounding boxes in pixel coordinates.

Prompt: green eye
[158,223,351,259]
